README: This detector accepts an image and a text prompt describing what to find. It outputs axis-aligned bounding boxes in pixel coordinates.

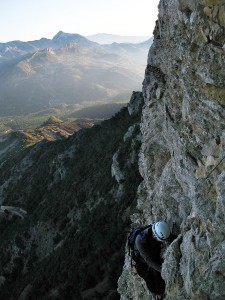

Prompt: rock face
[119,0,225,299]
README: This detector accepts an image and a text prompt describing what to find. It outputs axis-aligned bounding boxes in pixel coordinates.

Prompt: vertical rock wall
[119,0,225,299]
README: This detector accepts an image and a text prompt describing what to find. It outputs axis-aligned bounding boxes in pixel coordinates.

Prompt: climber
[133,221,177,300]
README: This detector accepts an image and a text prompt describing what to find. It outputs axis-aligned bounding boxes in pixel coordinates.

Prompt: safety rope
[205,155,225,179]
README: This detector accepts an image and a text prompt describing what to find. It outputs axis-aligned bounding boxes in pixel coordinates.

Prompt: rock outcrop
[119,0,225,299]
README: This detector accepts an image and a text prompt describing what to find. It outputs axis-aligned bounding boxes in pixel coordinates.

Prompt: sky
[0,0,160,43]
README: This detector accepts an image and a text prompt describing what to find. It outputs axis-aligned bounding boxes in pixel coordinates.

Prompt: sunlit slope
[0,116,95,163]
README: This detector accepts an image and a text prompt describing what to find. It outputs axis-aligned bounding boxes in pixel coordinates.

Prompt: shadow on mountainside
[0,94,144,299]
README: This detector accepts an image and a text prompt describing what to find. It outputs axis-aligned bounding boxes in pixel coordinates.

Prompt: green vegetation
[0,114,50,135]
[0,102,127,163]
[0,103,143,299]
[0,133,18,151]
[0,131,38,164]
[0,102,127,135]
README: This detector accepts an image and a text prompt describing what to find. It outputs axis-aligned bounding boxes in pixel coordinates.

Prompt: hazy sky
[0,0,160,42]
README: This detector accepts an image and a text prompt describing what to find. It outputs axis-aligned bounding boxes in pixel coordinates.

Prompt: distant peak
[56,30,64,35]
[53,31,70,39]
[53,31,82,41]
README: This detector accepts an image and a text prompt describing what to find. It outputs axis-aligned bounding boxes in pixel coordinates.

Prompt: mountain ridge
[0,31,152,63]
[0,44,142,115]
[0,31,97,63]
[86,33,151,44]
[0,33,148,116]
[0,92,144,299]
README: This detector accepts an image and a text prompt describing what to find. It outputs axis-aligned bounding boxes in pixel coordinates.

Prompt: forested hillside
[0,92,144,299]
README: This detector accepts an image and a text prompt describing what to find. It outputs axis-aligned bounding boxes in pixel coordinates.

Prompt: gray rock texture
[119,0,225,299]
[128,91,144,116]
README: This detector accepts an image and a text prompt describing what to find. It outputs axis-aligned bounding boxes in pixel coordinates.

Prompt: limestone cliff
[119,0,225,299]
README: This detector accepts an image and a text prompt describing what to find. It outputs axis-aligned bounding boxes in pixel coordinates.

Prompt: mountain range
[0,32,152,62]
[0,31,152,116]
[86,33,151,44]
[0,31,98,62]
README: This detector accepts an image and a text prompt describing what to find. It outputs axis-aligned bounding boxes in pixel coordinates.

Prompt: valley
[0,32,145,167]
[0,102,126,164]
[0,31,151,116]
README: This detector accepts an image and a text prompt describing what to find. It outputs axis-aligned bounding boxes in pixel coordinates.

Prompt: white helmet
[152,221,170,241]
